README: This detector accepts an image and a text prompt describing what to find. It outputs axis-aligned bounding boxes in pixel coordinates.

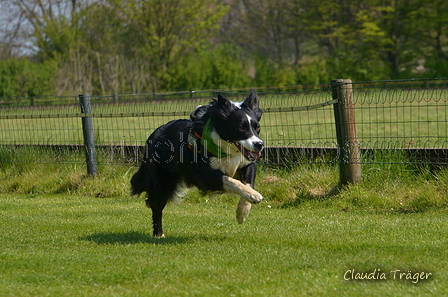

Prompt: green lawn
[1,193,446,296]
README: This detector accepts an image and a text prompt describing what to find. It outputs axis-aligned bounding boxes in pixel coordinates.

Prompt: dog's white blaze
[246,113,252,123]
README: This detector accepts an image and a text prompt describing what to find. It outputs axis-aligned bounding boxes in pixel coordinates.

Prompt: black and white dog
[131,89,264,237]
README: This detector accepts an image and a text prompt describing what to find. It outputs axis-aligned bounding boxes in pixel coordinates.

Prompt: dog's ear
[242,88,259,109]
[242,88,262,120]
[216,94,233,110]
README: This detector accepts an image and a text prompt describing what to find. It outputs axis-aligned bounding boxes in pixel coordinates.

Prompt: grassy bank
[1,160,447,212]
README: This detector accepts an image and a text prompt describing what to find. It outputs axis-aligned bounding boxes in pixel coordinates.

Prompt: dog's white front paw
[252,192,263,204]
[222,176,263,204]
[244,189,263,204]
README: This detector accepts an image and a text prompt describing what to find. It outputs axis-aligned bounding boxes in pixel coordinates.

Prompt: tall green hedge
[0,59,57,97]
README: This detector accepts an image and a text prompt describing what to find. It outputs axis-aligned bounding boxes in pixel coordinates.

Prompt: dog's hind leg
[145,171,181,237]
[146,191,167,238]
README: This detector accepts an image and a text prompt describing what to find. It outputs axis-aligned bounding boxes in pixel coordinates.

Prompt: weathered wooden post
[79,94,98,177]
[331,79,361,184]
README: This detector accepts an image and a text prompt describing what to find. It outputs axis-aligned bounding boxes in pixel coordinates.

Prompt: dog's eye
[238,124,245,132]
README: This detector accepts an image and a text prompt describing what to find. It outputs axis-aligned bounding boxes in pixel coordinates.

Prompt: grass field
[1,193,446,297]
[1,160,448,296]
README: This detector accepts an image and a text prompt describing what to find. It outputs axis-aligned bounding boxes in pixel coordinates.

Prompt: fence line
[1,78,448,181]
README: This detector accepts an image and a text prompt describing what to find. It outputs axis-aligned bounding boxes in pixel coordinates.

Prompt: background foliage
[0,0,447,96]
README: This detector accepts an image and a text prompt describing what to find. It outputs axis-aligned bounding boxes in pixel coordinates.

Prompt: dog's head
[203,88,264,161]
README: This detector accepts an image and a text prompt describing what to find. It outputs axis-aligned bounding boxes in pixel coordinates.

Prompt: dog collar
[188,119,229,158]
[187,129,202,154]
[201,119,230,158]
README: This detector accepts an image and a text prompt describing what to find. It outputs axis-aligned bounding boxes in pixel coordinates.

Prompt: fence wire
[1,79,447,169]
[351,79,448,167]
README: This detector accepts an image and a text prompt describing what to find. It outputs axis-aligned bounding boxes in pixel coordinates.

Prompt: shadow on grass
[80,231,190,245]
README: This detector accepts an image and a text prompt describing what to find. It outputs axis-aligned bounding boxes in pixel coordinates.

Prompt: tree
[5,0,94,94]
[12,0,90,61]
[410,0,448,77]
[124,0,228,91]
[166,43,251,90]
[222,0,296,65]
[1,0,446,96]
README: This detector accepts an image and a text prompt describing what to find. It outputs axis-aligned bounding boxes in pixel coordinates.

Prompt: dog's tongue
[245,149,262,160]
[235,143,262,161]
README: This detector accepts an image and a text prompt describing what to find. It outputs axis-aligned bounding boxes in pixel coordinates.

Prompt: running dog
[131,89,264,237]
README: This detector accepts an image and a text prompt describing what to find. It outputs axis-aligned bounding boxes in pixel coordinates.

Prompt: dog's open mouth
[234,143,262,161]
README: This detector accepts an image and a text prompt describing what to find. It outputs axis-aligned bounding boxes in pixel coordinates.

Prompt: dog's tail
[130,163,146,196]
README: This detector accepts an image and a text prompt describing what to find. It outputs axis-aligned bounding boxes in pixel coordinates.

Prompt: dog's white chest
[210,155,251,177]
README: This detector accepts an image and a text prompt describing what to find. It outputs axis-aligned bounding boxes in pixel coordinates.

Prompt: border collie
[131,89,264,237]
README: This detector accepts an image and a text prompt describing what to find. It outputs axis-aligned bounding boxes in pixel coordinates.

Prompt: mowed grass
[1,162,448,296]
[1,193,447,297]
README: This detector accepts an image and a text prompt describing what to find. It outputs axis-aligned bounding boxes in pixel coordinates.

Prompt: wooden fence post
[79,94,98,177]
[331,79,361,184]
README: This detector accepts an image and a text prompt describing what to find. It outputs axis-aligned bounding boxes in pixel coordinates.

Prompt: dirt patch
[262,175,283,183]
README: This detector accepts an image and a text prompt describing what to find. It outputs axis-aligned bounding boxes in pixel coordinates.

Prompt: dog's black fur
[131,89,264,237]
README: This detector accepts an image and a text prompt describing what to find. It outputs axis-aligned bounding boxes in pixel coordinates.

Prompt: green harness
[199,119,229,158]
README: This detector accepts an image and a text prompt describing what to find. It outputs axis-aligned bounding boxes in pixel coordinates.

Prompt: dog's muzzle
[252,141,264,152]
[235,141,264,161]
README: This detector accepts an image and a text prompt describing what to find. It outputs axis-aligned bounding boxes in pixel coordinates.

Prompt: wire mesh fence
[351,79,448,167]
[1,78,447,172]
